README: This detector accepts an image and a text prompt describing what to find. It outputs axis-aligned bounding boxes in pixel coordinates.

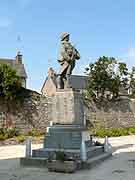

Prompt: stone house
[0,51,27,88]
[41,67,87,96]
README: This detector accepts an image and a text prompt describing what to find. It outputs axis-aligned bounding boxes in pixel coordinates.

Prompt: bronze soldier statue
[57,32,80,89]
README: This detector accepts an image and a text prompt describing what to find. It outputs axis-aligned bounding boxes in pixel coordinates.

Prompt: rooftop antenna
[16,35,23,64]
[48,58,52,68]
[17,35,22,53]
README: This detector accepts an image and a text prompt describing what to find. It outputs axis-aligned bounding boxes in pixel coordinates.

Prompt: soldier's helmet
[60,32,70,41]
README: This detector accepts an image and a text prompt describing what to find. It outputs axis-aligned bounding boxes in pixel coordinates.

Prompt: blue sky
[0,0,135,92]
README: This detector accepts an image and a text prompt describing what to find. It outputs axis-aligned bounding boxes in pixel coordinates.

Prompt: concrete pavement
[0,135,135,180]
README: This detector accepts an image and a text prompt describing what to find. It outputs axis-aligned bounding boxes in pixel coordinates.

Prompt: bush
[28,128,43,137]
[16,135,25,143]
[7,128,20,138]
[128,127,135,134]
[0,134,8,140]
[0,128,7,135]
[0,128,19,140]
[94,126,135,137]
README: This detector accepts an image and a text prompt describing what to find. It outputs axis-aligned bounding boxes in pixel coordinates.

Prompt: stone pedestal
[50,89,84,125]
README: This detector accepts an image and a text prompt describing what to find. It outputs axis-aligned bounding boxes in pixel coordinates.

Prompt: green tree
[129,67,135,96]
[84,56,132,102]
[0,64,22,128]
[0,64,21,101]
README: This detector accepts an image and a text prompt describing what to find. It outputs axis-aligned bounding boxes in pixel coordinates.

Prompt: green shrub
[16,135,25,143]
[28,128,42,137]
[7,128,20,138]
[0,128,19,140]
[128,127,135,134]
[94,126,135,137]
[94,128,106,138]
[0,134,8,140]
[0,128,7,135]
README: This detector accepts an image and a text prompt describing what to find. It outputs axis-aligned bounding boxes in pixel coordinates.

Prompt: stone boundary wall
[85,98,135,129]
[0,94,135,133]
[0,95,49,133]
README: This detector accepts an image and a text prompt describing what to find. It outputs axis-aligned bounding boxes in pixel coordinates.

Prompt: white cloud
[0,17,12,28]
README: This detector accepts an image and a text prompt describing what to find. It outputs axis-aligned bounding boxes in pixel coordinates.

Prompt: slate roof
[0,58,27,78]
[71,75,87,89]
[41,74,87,93]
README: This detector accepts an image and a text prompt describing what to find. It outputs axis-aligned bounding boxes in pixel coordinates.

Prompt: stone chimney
[16,51,22,64]
[48,67,55,78]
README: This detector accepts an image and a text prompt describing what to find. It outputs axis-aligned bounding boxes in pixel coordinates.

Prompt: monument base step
[32,146,104,160]
[20,157,47,168]
[20,152,112,170]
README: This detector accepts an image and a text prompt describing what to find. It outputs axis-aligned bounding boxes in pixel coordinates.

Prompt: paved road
[0,136,135,180]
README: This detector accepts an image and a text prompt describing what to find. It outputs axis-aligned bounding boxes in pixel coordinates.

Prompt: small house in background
[41,67,87,96]
[0,51,27,88]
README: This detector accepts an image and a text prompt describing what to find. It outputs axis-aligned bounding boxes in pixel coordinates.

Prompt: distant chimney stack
[16,51,22,64]
[48,67,55,78]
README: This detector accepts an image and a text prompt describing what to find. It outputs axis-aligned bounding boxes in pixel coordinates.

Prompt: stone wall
[0,95,49,133]
[0,92,135,133]
[85,98,135,129]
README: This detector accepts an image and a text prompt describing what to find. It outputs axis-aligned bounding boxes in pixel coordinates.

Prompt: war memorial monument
[21,33,112,171]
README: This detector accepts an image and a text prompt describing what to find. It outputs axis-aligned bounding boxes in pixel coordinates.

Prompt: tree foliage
[84,56,135,102]
[0,64,21,101]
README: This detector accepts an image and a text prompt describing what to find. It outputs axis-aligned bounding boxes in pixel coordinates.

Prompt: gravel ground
[0,135,135,180]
